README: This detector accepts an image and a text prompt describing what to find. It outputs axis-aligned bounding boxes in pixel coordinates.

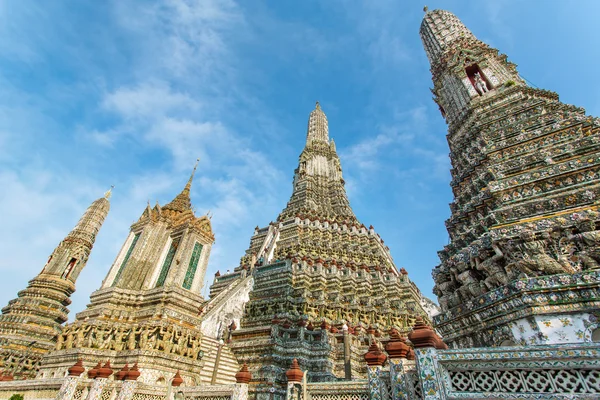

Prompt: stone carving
[510,230,571,277]
[473,245,507,290]
[569,219,600,270]
[55,323,203,360]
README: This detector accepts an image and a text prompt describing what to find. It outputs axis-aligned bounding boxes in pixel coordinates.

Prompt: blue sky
[1,0,599,318]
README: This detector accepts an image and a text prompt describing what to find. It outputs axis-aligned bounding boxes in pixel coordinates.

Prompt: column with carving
[384,330,413,400]
[233,364,251,400]
[364,342,387,400]
[56,360,86,400]
[85,362,113,400]
[115,363,141,400]
[285,359,303,400]
[408,318,448,400]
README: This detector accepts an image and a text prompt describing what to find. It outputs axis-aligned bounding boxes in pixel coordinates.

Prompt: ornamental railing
[305,380,369,400]
[415,342,600,399]
[0,379,62,400]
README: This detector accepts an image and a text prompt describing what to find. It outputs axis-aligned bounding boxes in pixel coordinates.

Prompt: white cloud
[102,81,201,120]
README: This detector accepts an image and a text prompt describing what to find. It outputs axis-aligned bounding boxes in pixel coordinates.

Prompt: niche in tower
[465,64,492,96]
[62,258,77,279]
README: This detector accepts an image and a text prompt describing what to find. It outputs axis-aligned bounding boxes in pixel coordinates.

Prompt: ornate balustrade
[181,384,234,400]
[0,379,62,400]
[305,380,369,400]
[415,342,600,399]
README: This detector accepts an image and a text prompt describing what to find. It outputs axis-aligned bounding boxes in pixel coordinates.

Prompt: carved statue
[514,230,571,276]
[550,227,580,272]
[127,326,138,350]
[74,325,91,348]
[433,269,458,309]
[56,331,65,350]
[65,329,74,349]
[100,327,114,350]
[162,326,174,353]
[473,72,489,95]
[456,269,484,299]
[191,338,202,360]
[569,219,600,270]
[86,326,97,348]
[473,245,508,290]
[177,332,190,356]
[113,327,126,351]
[140,326,149,349]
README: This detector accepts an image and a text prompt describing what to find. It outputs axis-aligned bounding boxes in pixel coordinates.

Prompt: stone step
[197,337,239,384]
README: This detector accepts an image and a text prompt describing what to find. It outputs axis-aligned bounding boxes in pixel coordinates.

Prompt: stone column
[115,381,138,400]
[285,359,303,400]
[364,342,387,400]
[166,371,183,400]
[342,323,352,380]
[56,360,86,400]
[408,318,448,400]
[384,330,412,400]
[85,378,109,400]
[233,364,251,400]
[115,363,141,400]
[86,361,113,400]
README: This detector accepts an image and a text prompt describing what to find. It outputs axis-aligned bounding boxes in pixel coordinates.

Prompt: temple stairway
[198,336,239,384]
[200,275,254,338]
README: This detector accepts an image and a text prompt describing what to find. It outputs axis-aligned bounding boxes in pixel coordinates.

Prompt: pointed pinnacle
[185,158,200,191]
[104,185,115,200]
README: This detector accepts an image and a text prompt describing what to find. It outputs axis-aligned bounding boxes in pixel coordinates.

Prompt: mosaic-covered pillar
[115,381,138,400]
[408,318,447,400]
[414,348,445,400]
[364,342,387,400]
[57,360,86,400]
[85,378,109,400]
[388,359,409,400]
[233,364,251,400]
[56,377,82,400]
[285,359,303,400]
[384,331,413,400]
[85,361,113,400]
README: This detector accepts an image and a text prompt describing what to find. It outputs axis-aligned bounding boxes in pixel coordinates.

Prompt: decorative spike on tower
[278,102,355,222]
[163,158,199,213]
[0,189,111,379]
[306,101,329,144]
[422,9,600,348]
[208,103,433,392]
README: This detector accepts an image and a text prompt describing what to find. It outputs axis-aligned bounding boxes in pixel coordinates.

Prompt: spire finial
[423,5,428,12]
[306,102,329,144]
[186,158,200,189]
[104,185,115,200]
[163,159,199,213]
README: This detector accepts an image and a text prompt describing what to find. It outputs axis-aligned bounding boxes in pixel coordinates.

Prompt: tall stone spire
[163,159,199,213]
[306,101,329,144]
[0,190,111,378]
[420,9,476,64]
[279,103,355,222]
[423,10,600,348]
[209,103,432,387]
